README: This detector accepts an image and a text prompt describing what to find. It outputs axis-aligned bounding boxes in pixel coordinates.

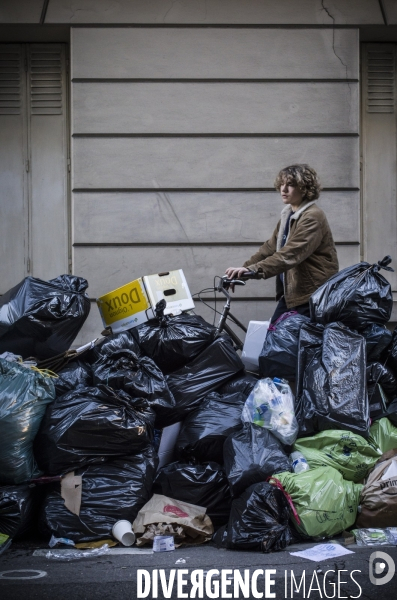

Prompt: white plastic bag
[45,544,110,560]
[353,528,395,547]
[241,377,298,445]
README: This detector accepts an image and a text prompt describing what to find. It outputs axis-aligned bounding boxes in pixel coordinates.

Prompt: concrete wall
[2,0,397,342]
[69,25,362,343]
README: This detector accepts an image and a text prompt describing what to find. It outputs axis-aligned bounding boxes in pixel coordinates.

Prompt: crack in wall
[162,0,181,23]
[162,0,208,24]
[320,0,349,79]
[320,1,353,126]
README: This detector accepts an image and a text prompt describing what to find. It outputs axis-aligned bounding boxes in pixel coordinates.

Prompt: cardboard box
[96,278,151,333]
[143,269,194,315]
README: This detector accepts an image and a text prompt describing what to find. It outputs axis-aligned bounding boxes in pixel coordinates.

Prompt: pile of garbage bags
[0,274,249,545]
[39,450,157,543]
[1,256,397,553]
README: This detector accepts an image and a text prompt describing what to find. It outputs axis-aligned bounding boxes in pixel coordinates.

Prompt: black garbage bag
[176,392,246,464]
[0,358,55,484]
[367,362,397,398]
[54,360,92,397]
[91,350,175,425]
[296,322,370,438]
[310,256,394,331]
[133,308,216,374]
[385,398,397,426]
[258,312,310,380]
[295,322,324,432]
[213,482,293,552]
[372,398,397,426]
[0,484,39,539]
[223,425,291,498]
[39,449,157,543]
[86,330,141,364]
[368,384,389,419]
[34,385,155,476]
[362,324,393,361]
[164,336,244,427]
[153,461,231,528]
[218,372,258,397]
[384,327,397,377]
[0,275,90,360]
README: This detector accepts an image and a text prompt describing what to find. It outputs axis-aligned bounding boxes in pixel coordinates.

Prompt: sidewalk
[1,540,396,599]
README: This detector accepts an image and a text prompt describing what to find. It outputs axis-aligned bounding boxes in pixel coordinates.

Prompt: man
[225,164,339,322]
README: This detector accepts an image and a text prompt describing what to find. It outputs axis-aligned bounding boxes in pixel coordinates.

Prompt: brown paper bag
[357,449,397,528]
[132,494,213,547]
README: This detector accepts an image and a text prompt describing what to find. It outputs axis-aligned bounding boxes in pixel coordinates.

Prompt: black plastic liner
[296,322,370,438]
[385,399,397,426]
[34,385,155,476]
[367,362,397,398]
[218,373,258,397]
[384,327,397,377]
[259,312,310,380]
[39,449,157,543]
[0,275,90,359]
[368,384,389,419]
[373,398,397,426]
[54,360,92,397]
[0,484,39,539]
[91,349,175,425]
[223,424,291,498]
[175,392,246,464]
[362,324,392,361]
[153,461,231,528]
[163,336,244,426]
[86,330,141,364]
[133,313,216,374]
[213,482,293,552]
[310,256,393,331]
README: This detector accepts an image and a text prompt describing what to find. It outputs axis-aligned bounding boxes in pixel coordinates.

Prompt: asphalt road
[0,541,397,600]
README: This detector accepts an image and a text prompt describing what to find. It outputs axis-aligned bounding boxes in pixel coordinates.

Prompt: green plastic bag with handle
[275,467,362,539]
[293,430,381,483]
[0,358,55,484]
[369,418,397,454]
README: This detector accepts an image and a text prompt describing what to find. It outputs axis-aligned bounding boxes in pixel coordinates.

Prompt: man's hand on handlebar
[225,267,251,280]
[224,267,259,292]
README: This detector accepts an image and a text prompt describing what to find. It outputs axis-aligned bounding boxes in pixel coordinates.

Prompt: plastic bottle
[290,451,310,473]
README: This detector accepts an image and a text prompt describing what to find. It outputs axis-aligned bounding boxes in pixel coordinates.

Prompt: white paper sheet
[290,543,354,562]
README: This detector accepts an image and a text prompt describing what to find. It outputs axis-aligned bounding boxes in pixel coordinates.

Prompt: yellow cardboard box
[96,278,150,333]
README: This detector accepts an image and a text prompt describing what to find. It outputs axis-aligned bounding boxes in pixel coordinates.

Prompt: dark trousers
[270,295,311,324]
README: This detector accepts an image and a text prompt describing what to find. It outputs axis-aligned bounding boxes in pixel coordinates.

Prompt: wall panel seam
[72,133,360,138]
[72,187,361,193]
[73,241,359,247]
[72,78,360,83]
[86,296,279,302]
[69,24,361,29]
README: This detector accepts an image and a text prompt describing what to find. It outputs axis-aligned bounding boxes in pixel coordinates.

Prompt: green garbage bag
[369,418,397,454]
[294,430,381,483]
[0,358,55,484]
[275,467,362,539]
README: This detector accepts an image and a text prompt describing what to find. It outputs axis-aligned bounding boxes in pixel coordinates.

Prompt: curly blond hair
[274,164,321,202]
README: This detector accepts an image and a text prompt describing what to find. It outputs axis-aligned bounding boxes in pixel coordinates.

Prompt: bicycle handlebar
[219,271,260,291]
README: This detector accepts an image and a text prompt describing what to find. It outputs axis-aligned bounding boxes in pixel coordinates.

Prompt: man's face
[280,179,304,209]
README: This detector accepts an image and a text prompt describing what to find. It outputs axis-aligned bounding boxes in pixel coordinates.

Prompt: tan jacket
[243,201,339,308]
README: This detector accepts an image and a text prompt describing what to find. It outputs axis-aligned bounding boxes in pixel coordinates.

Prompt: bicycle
[193,271,261,352]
